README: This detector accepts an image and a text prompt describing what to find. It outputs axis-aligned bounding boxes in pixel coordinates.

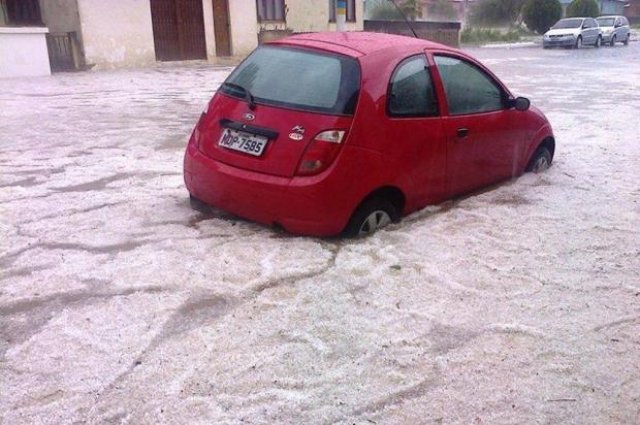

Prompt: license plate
[218,128,268,157]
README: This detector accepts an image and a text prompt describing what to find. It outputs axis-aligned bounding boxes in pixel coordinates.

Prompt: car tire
[610,35,616,46]
[189,194,211,213]
[575,36,582,49]
[623,34,630,46]
[595,35,601,48]
[526,146,553,173]
[344,197,399,237]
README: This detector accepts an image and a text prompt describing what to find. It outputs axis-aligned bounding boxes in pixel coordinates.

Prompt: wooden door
[151,0,207,61]
[212,0,231,56]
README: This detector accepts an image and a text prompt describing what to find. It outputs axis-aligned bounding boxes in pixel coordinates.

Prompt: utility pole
[336,0,347,31]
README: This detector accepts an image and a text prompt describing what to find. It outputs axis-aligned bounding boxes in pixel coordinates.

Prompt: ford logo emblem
[243,113,255,121]
[289,132,304,141]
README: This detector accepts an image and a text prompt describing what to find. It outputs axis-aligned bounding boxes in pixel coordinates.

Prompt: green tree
[366,0,403,20]
[400,0,424,21]
[469,0,525,27]
[523,0,562,34]
[566,0,599,17]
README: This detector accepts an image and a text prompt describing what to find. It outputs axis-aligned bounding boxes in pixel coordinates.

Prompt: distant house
[558,0,628,16]
[1,0,364,76]
[623,0,640,22]
[598,0,628,15]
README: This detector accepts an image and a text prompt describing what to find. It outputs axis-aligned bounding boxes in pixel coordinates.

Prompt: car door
[430,53,524,196]
[384,54,447,207]
[588,18,599,43]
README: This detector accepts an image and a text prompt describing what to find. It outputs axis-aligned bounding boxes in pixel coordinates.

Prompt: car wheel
[526,146,553,173]
[623,34,630,46]
[344,197,398,237]
[575,36,582,49]
[610,35,616,46]
[595,35,601,48]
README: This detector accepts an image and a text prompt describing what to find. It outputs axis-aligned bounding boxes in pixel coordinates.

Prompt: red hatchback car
[184,32,554,237]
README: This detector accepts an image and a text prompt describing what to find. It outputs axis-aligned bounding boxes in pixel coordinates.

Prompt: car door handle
[457,128,469,138]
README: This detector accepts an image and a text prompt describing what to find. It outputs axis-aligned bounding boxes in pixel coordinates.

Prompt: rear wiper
[222,82,256,110]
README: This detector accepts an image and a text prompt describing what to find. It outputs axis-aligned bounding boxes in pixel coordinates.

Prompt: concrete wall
[202,0,216,60]
[364,20,461,47]
[0,27,51,78]
[228,0,259,57]
[76,0,156,69]
[39,0,81,33]
[39,0,85,68]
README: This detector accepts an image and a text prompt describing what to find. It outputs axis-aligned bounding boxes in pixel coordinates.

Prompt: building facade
[0,0,364,75]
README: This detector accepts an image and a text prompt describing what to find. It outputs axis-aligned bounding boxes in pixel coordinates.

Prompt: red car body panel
[183,32,554,236]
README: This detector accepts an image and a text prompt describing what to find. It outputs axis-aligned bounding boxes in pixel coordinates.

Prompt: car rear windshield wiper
[221,82,256,110]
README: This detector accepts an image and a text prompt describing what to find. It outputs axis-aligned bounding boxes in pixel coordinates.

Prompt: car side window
[387,55,438,118]
[434,55,504,116]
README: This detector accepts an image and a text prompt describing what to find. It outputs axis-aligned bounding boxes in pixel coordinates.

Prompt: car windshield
[221,46,361,116]
[552,19,583,29]
[596,17,615,26]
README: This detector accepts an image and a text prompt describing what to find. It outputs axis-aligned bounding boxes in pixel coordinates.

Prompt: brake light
[296,130,345,176]
[190,114,206,149]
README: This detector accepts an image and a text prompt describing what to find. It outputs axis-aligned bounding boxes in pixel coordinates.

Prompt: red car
[184,32,554,237]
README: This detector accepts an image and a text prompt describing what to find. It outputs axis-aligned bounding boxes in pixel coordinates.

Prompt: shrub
[522,0,562,34]
[566,0,599,17]
[461,27,521,43]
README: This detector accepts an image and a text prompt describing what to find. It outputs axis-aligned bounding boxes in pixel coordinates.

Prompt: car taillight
[296,130,345,176]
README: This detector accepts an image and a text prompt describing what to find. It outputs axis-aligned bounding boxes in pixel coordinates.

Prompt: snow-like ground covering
[1,44,639,424]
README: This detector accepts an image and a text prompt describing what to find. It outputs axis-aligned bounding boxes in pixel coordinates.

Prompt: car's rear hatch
[196,45,361,178]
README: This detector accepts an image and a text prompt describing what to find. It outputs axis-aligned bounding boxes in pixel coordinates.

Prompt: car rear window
[221,45,360,116]
[597,17,615,26]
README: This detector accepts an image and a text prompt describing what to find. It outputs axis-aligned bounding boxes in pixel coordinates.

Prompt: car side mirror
[511,97,530,111]
[615,22,622,28]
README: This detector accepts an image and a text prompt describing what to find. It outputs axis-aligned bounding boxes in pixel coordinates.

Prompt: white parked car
[543,17,603,49]
[596,15,631,46]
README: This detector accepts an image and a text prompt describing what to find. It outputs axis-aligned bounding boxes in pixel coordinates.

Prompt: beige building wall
[39,0,86,68]
[285,0,363,33]
[40,0,81,34]
[217,0,364,59]
[77,0,156,69]
[228,0,259,58]
[202,0,216,60]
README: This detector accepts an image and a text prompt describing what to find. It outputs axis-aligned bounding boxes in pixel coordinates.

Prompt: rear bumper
[183,141,352,237]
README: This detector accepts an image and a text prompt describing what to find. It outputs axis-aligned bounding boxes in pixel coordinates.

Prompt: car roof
[267,31,456,58]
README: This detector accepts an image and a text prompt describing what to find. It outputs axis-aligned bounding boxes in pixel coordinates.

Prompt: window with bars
[257,0,286,22]
[2,0,43,26]
[329,0,356,23]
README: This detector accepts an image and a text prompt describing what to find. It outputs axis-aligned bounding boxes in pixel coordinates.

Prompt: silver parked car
[543,17,603,49]
[596,15,631,46]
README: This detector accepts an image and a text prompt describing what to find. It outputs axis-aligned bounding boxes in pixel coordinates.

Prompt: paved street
[1,41,639,424]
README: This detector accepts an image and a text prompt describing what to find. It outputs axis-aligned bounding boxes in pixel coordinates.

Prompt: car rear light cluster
[296,130,345,176]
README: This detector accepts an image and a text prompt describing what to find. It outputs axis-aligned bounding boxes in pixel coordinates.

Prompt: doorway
[212,0,231,56]
[150,0,207,61]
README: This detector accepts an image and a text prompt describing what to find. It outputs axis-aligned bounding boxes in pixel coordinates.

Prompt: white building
[0,0,364,76]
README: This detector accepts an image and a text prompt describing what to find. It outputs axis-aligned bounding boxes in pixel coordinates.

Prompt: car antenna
[387,0,419,38]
